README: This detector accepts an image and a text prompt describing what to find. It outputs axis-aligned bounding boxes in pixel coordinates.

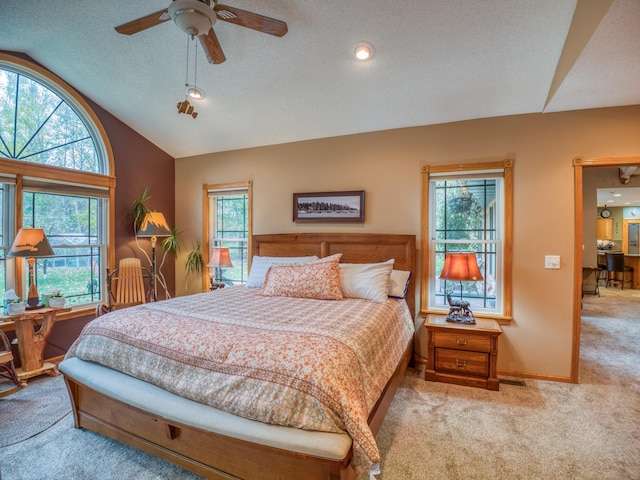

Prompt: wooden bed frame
[62,233,416,480]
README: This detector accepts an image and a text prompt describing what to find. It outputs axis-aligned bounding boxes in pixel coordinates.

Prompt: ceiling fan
[115,0,288,65]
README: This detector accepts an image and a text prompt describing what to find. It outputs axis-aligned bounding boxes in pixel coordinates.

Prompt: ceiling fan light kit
[186,85,205,99]
[115,0,289,65]
[168,0,216,36]
[115,0,289,118]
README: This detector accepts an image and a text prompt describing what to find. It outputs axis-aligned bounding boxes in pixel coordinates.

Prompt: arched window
[0,53,114,312]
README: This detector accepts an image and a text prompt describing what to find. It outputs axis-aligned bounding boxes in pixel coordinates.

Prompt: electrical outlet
[545,255,560,269]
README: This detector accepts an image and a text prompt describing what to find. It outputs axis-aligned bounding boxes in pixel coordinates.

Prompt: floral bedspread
[66,286,414,473]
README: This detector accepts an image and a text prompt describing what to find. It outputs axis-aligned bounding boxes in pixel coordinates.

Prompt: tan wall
[175,105,640,380]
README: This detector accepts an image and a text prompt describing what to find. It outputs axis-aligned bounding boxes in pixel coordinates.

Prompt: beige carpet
[1,288,638,479]
[359,287,639,480]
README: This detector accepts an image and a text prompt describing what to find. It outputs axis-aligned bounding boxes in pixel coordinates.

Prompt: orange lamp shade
[207,247,233,269]
[439,253,483,281]
[8,228,55,257]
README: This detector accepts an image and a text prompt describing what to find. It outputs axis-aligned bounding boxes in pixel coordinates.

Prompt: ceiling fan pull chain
[194,37,198,93]
[185,34,190,89]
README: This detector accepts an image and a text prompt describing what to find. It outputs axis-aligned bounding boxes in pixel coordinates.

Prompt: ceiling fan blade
[115,9,170,35]
[199,30,227,64]
[214,4,288,37]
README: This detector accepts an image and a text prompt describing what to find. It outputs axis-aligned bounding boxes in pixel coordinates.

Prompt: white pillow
[245,255,319,288]
[339,259,394,302]
[388,270,411,299]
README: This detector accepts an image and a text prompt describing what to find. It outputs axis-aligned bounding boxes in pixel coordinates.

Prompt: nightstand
[424,314,502,390]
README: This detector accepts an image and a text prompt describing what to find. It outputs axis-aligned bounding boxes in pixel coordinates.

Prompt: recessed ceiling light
[354,42,375,61]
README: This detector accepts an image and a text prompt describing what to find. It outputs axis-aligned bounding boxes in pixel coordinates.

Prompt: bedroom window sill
[420,309,513,325]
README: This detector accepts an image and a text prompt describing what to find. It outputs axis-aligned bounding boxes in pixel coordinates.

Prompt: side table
[582,267,600,297]
[424,314,502,390]
[2,307,70,385]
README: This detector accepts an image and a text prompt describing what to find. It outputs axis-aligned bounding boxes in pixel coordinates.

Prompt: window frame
[0,53,115,313]
[202,181,253,291]
[421,160,513,321]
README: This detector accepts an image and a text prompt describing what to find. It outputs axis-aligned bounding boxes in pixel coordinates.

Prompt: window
[421,160,513,320]
[0,53,113,310]
[22,190,105,306]
[0,181,15,294]
[203,182,252,288]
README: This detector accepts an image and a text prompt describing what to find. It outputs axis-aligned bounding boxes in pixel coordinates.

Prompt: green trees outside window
[1,58,110,309]
[433,178,500,310]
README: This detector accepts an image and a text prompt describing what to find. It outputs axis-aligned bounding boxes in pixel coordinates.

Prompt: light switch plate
[545,255,560,269]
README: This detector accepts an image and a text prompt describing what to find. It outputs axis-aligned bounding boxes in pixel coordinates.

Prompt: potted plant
[128,187,181,300]
[3,289,25,315]
[128,186,152,234]
[48,290,66,309]
[184,240,205,294]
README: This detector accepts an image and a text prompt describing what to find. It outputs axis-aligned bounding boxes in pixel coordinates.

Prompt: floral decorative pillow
[314,253,343,264]
[260,261,343,300]
[245,255,319,288]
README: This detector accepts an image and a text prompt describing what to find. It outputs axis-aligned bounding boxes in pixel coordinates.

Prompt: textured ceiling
[1,0,639,159]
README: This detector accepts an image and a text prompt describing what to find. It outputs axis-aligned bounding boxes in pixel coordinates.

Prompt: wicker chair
[95,258,151,317]
[0,330,21,397]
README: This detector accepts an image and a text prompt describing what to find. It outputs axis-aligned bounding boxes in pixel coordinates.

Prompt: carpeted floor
[362,288,639,480]
[0,287,638,479]
[0,375,70,447]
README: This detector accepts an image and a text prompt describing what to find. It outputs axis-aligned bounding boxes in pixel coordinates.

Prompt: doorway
[573,156,640,382]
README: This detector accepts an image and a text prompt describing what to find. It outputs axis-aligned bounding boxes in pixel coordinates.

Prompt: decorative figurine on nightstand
[445,293,474,324]
[439,252,483,324]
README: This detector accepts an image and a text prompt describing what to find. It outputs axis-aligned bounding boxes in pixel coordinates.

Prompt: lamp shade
[439,253,483,281]
[8,228,55,257]
[137,212,172,238]
[207,247,233,269]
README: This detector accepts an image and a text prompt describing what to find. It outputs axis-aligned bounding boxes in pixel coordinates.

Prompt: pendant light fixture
[177,34,203,119]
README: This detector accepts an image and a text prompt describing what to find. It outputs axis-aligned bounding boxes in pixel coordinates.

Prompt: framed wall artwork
[293,190,365,223]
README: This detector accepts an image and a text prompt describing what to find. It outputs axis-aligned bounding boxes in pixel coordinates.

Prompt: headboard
[252,233,416,318]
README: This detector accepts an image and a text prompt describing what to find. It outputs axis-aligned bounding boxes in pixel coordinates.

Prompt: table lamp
[137,211,172,301]
[8,228,55,309]
[207,247,233,290]
[439,252,483,324]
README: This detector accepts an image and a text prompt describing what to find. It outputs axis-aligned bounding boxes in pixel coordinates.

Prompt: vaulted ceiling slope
[1,0,639,159]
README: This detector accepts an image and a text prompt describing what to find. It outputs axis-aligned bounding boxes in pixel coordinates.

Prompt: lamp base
[26,303,46,311]
[210,281,225,291]
[444,292,476,324]
[445,309,476,325]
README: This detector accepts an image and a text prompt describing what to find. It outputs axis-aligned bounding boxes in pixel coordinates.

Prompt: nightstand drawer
[433,331,491,352]
[435,348,488,376]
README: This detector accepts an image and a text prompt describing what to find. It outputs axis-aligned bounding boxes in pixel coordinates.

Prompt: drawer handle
[455,338,468,346]
[455,358,467,368]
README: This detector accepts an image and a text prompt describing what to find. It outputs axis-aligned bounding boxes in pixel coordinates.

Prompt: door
[629,224,639,254]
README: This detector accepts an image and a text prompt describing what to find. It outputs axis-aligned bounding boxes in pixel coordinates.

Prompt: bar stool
[605,253,634,290]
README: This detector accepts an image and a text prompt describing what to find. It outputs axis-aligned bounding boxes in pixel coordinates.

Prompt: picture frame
[293,191,365,223]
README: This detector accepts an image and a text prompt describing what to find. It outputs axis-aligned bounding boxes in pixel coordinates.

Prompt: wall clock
[600,207,611,218]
